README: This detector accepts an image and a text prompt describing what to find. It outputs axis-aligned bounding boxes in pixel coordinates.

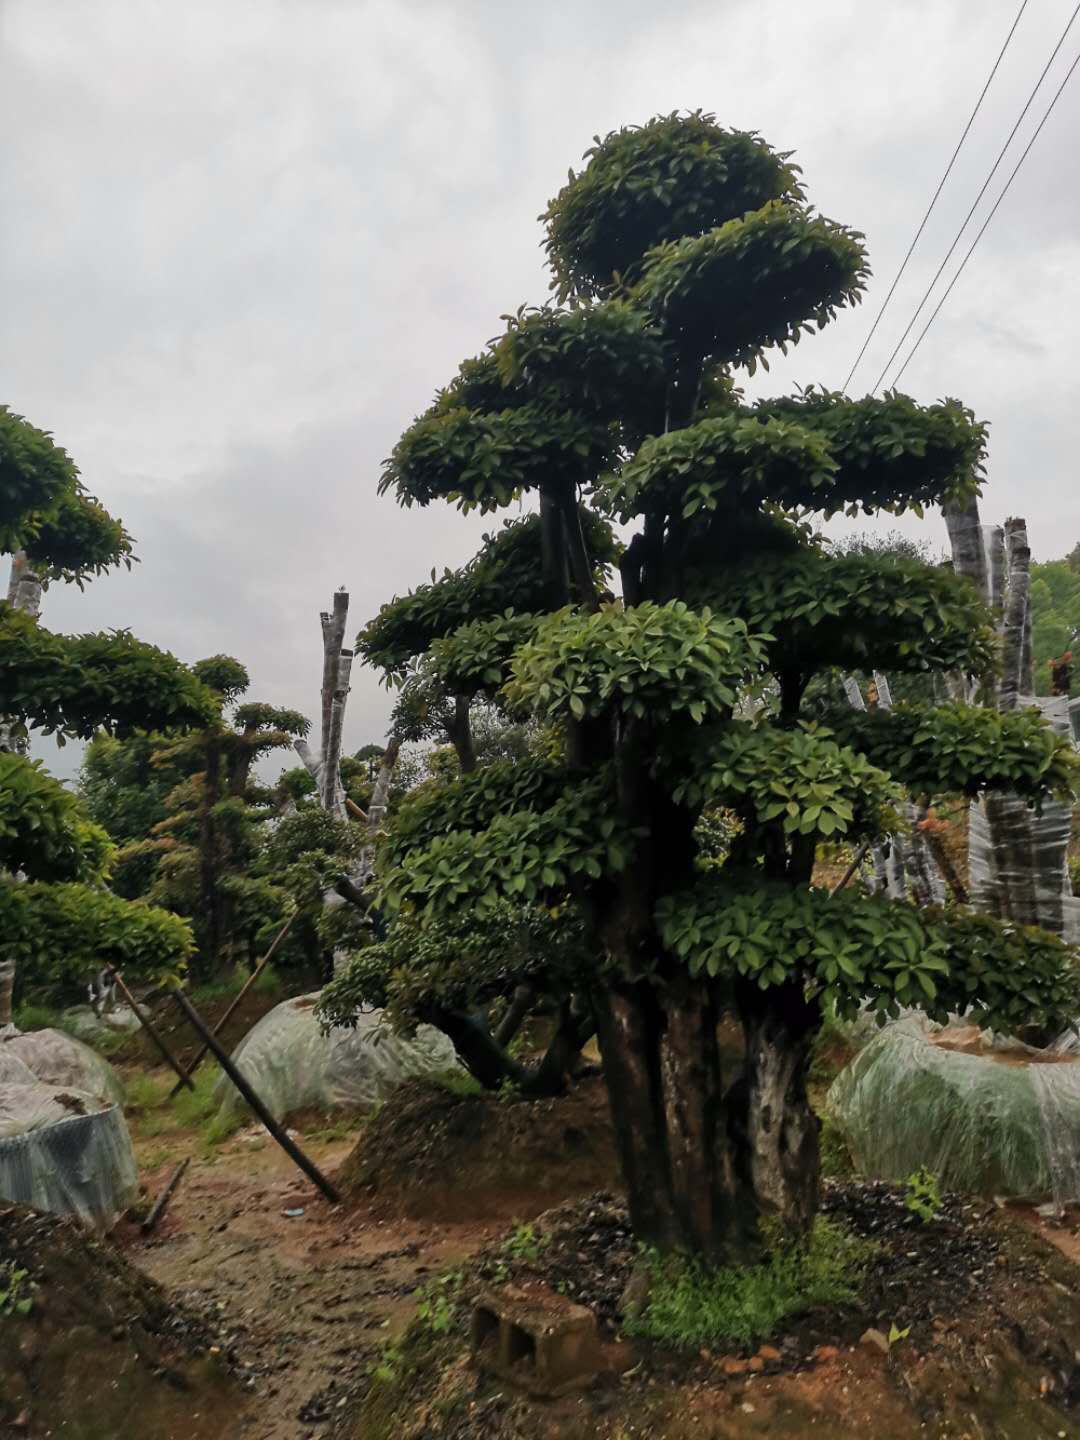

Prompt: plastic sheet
[827,1016,1080,1205]
[213,993,462,1124]
[2,1028,124,1106]
[968,696,1080,944]
[0,1083,106,1138]
[0,1103,138,1228]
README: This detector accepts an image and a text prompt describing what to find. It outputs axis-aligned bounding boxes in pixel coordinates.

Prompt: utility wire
[841,0,1031,394]
[891,44,1080,387]
[870,0,1080,394]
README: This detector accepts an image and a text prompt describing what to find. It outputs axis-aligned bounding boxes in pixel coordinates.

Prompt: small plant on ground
[0,1260,37,1318]
[626,1217,875,1351]
[903,1166,942,1222]
[414,1271,463,1335]
[503,1222,551,1264]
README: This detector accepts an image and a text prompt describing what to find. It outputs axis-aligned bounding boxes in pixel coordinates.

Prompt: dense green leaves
[24,489,134,584]
[379,770,630,917]
[358,513,618,677]
[0,752,112,882]
[752,389,987,517]
[316,903,589,1034]
[702,551,998,679]
[656,879,1079,1031]
[380,403,614,512]
[607,414,836,522]
[542,113,802,300]
[669,722,901,840]
[632,202,868,368]
[431,611,542,697]
[0,880,193,985]
[505,601,767,723]
[823,703,1080,803]
[0,406,79,544]
[0,605,218,739]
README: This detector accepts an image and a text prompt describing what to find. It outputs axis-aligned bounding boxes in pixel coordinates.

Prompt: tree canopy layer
[345,112,1078,1265]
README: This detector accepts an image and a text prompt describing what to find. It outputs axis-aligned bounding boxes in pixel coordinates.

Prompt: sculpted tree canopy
[342,112,1080,1263]
[1,407,211,1005]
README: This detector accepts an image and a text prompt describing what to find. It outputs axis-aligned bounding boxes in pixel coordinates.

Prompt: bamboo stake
[142,1157,190,1234]
[107,967,195,1091]
[168,911,298,1099]
[171,988,340,1204]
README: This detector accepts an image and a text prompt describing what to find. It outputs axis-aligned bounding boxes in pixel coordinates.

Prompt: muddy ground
[10,1038,1080,1439]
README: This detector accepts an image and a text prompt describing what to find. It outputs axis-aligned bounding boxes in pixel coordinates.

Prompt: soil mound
[0,1203,243,1439]
[336,1076,619,1221]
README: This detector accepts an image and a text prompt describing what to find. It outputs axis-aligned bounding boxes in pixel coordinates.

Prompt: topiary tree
[354,113,1080,1262]
[1,407,216,1018]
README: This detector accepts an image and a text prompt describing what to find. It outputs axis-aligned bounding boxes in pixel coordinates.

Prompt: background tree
[1029,550,1080,696]
[341,113,1079,1263]
[1,406,214,1016]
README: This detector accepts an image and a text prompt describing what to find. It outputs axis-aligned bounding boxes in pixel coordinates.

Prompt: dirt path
[123,1121,499,1439]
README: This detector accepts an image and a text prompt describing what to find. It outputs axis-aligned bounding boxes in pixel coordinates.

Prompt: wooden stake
[108,967,195,1090]
[168,911,298,1099]
[171,988,341,1204]
[142,1157,190,1234]
[830,841,871,896]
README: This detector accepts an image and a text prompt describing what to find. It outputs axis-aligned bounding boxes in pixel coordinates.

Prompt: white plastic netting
[0,1028,137,1226]
[213,993,462,1124]
[827,1016,1080,1205]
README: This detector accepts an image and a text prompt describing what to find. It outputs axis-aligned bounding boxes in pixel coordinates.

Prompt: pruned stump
[471,1282,600,1397]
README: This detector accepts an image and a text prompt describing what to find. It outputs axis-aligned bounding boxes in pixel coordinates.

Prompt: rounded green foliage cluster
[607,413,836,523]
[24,489,133,584]
[232,702,310,736]
[0,605,218,739]
[505,601,767,723]
[431,611,541,697]
[380,403,613,513]
[824,702,1080,803]
[316,903,589,1034]
[358,513,617,677]
[191,653,250,700]
[498,301,669,427]
[633,201,868,368]
[380,775,630,917]
[0,405,79,543]
[754,389,986,516]
[542,113,803,299]
[0,752,112,882]
[0,880,194,987]
[656,879,1079,1031]
[703,551,998,677]
[669,722,902,840]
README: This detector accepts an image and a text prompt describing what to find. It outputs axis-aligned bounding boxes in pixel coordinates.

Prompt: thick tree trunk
[448,695,476,774]
[1,551,43,754]
[737,980,820,1233]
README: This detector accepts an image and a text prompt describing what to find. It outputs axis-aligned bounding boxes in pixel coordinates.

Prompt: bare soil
[11,1056,1080,1439]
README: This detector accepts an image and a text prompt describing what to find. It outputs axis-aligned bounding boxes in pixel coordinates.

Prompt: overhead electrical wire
[869,0,1080,394]
[890,44,1080,387]
[841,0,1031,394]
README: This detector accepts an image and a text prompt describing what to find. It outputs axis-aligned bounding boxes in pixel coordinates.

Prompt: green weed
[903,1166,942,1222]
[431,1068,484,1100]
[627,1216,875,1351]
[503,1222,550,1264]
[0,1260,37,1318]
[414,1271,463,1335]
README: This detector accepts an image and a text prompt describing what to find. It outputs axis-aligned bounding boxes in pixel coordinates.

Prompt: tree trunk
[736,979,820,1233]
[448,695,476,774]
[198,737,224,973]
[1,551,43,754]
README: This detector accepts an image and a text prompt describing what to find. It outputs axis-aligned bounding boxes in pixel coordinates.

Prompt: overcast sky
[3,0,1078,780]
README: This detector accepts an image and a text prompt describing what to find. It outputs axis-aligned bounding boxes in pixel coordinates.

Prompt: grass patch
[188,964,283,1008]
[12,1002,130,1058]
[124,1063,241,1149]
[627,1216,875,1351]
[429,1068,484,1099]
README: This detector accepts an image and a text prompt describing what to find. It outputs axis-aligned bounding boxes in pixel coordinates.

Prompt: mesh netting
[0,1103,138,1228]
[2,1029,123,1106]
[827,1016,1080,1205]
[213,993,462,1124]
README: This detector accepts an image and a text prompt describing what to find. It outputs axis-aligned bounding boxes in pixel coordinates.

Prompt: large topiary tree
[353,114,1080,1262]
[1,406,217,1016]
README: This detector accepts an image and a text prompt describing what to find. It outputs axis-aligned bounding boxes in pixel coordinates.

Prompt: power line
[869,0,1080,394]
[890,44,1080,387]
[841,0,1031,394]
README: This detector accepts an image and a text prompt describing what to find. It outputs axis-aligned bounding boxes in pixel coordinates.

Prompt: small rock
[747,1356,764,1373]
[741,1401,756,1414]
[721,1357,748,1376]
[757,1344,782,1363]
[813,1345,840,1363]
[859,1328,890,1356]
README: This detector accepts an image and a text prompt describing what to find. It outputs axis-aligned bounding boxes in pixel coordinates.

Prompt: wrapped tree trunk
[0,551,43,753]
